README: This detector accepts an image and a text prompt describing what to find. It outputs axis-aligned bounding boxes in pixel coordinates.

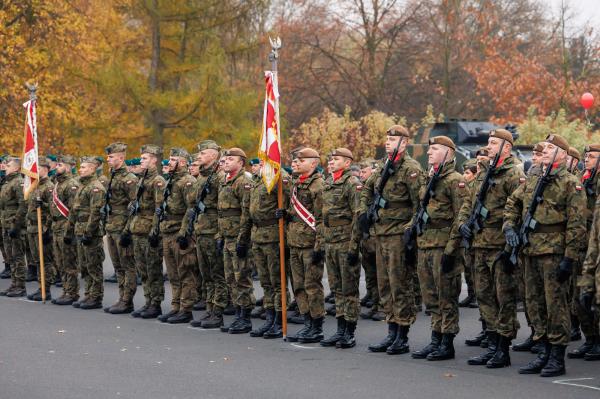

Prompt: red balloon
[581,92,594,110]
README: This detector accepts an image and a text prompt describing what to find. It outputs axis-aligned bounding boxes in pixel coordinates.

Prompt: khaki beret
[141,144,163,156]
[568,146,581,160]
[224,147,247,159]
[386,125,410,137]
[545,133,569,151]
[105,142,127,155]
[197,140,221,152]
[295,148,320,159]
[585,144,600,153]
[489,129,514,145]
[330,147,354,160]
[58,154,77,165]
[533,142,546,153]
[80,156,98,165]
[476,147,489,157]
[170,147,190,158]
[38,158,50,168]
[290,145,306,157]
[428,135,456,151]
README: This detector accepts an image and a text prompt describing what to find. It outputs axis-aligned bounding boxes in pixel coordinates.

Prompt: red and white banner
[22,97,39,200]
[258,71,281,194]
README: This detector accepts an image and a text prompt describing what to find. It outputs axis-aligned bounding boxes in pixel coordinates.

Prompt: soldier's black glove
[216,239,224,256]
[63,234,74,245]
[504,227,519,248]
[311,249,324,265]
[80,236,92,246]
[176,235,189,250]
[556,257,574,283]
[119,231,132,248]
[42,230,52,245]
[458,223,473,240]
[7,228,19,239]
[494,251,515,274]
[236,242,248,258]
[580,291,594,314]
[148,233,160,248]
[346,251,359,266]
[441,254,455,274]
[275,208,286,219]
[358,213,371,234]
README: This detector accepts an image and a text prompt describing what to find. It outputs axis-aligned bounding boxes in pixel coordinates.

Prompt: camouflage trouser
[573,253,599,337]
[361,237,379,311]
[290,246,324,318]
[196,234,227,311]
[252,241,289,311]
[524,254,571,345]
[2,229,26,288]
[417,248,462,334]
[52,230,79,298]
[107,233,137,302]
[163,233,198,312]
[27,232,54,290]
[0,232,6,265]
[76,236,105,301]
[515,253,532,327]
[133,235,164,306]
[223,237,255,309]
[24,233,33,266]
[463,248,475,296]
[473,248,519,338]
[194,258,205,303]
[376,235,416,326]
[325,240,360,322]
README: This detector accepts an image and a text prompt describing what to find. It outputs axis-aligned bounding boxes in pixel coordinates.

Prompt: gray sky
[549,0,600,31]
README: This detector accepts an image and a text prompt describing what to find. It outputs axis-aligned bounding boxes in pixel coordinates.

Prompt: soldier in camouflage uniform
[359,126,424,355]
[318,148,361,349]
[0,157,8,279]
[567,147,581,176]
[25,158,54,301]
[456,129,524,368]
[70,157,107,309]
[568,144,600,359]
[0,157,28,297]
[459,159,478,309]
[216,148,254,334]
[505,134,586,377]
[411,136,468,361]
[128,145,166,319]
[102,143,139,314]
[187,154,206,312]
[157,148,198,324]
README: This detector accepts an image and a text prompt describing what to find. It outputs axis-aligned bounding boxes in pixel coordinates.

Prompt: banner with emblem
[22,88,39,200]
[258,71,281,194]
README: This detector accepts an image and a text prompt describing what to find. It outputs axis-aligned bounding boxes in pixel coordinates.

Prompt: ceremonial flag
[258,71,281,194]
[22,95,39,200]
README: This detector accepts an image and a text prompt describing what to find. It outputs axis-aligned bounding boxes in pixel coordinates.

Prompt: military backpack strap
[52,182,70,218]
[291,186,316,231]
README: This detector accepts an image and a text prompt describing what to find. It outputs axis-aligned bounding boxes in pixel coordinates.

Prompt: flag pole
[269,37,288,340]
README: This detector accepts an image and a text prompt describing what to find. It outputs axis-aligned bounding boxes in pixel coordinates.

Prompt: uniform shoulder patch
[93,188,100,192]
[186,182,193,186]
[458,182,465,188]
[409,172,418,179]
[126,180,133,185]
[519,177,526,184]
[356,184,363,191]
[283,179,289,185]
[71,186,78,190]
[575,185,583,191]
[156,182,163,187]
[244,184,252,190]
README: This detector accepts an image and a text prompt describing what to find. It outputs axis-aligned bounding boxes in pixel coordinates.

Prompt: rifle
[583,153,600,196]
[125,168,148,230]
[403,150,449,252]
[509,148,559,265]
[461,140,506,249]
[100,169,116,230]
[185,162,219,237]
[149,170,175,241]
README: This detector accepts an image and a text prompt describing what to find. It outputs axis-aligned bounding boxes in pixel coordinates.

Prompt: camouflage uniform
[0,170,27,292]
[360,233,379,311]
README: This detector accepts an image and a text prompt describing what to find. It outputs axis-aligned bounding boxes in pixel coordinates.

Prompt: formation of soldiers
[1,126,600,379]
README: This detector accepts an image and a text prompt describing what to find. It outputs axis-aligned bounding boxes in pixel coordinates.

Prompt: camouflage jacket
[504,163,586,259]
[0,172,27,231]
[159,169,196,236]
[286,171,324,250]
[580,197,600,302]
[248,172,291,244]
[49,173,81,232]
[322,169,360,248]
[580,171,599,232]
[455,156,524,249]
[417,160,469,252]
[25,176,53,234]
[217,168,252,243]
[98,173,109,189]
[359,154,424,236]
[69,175,106,238]
[104,166,138,234]
[186,164,222,237]
[129,167,166,236]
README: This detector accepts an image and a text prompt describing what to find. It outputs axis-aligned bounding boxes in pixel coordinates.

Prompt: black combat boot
[320,317,346,347]
[223,301,236,316]
[412,331,442,359]
[27,288,42,301]
[486,335,511,368]
[337,320,357,349]
[140,304,162,319]
[299,316,324,343]
[288,308,305,324]
[325,303,336,317]
[221,306,240,332]
[158,309,178,323]
[251,305,265,319]
[518,339,550,374]
[167,311,193,324]
[0,264,11,279]
[465,321,487,347]
[250,308,274,337]
[427,333,455,361]
[202,309,224,329]
[458,291,476,308]
[513,330,535,352]
[467,331,498,365]
[104,300,121,313]
[229,308,252,334]
[530,340,545,354]
[568,335,596,359]
[26,264,37,282]
[360,293,372,307]
[54,273,62,287]
[368,323,398,352]
[583,340,600,361]
[263,311,283,339]
[131,303,149,318]
[6,285,26,297]
[287,314,312,342]
[540,345,566,377]
[80,298,103,309]
[193,299,206,311]
[325,292,335,304]
[570,315,582,341]
[109,300,134,314]
[72,297,88,308]
[387,325,410,355]
[53,294,77,306]
[190,310,213,327]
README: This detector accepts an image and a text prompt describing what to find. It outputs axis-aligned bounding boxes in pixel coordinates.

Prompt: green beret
[45,154,58,162]
[125,159,132,166]
[249,158,260,166]
[162,159,169,166]
[130,158,141,166]
[94,156,104,165]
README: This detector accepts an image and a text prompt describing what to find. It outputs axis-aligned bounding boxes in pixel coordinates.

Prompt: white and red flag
[22,94,39,200]
[258,71,281,194]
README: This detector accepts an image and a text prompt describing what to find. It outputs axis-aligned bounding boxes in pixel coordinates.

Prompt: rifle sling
[534,223,566,233]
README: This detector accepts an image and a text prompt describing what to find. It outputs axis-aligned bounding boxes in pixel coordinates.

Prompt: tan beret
[197,140,221,152]
[141,144,162,156]
[58,154,77,165]
[585,144,600,153]
[170,147,190,158]
[545,133,569,151]
[330,147,354,160]
[295,147,319,159]
[105,142,128,155]
[463,159,478,173]
[386,125,410,137]
[568,146,581,160]
[428,135,456,151]
[80,156,98,165]
[476,147,489,157]
[224,147,247,159]
[533,142,546,153]
[489,129,514,145]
